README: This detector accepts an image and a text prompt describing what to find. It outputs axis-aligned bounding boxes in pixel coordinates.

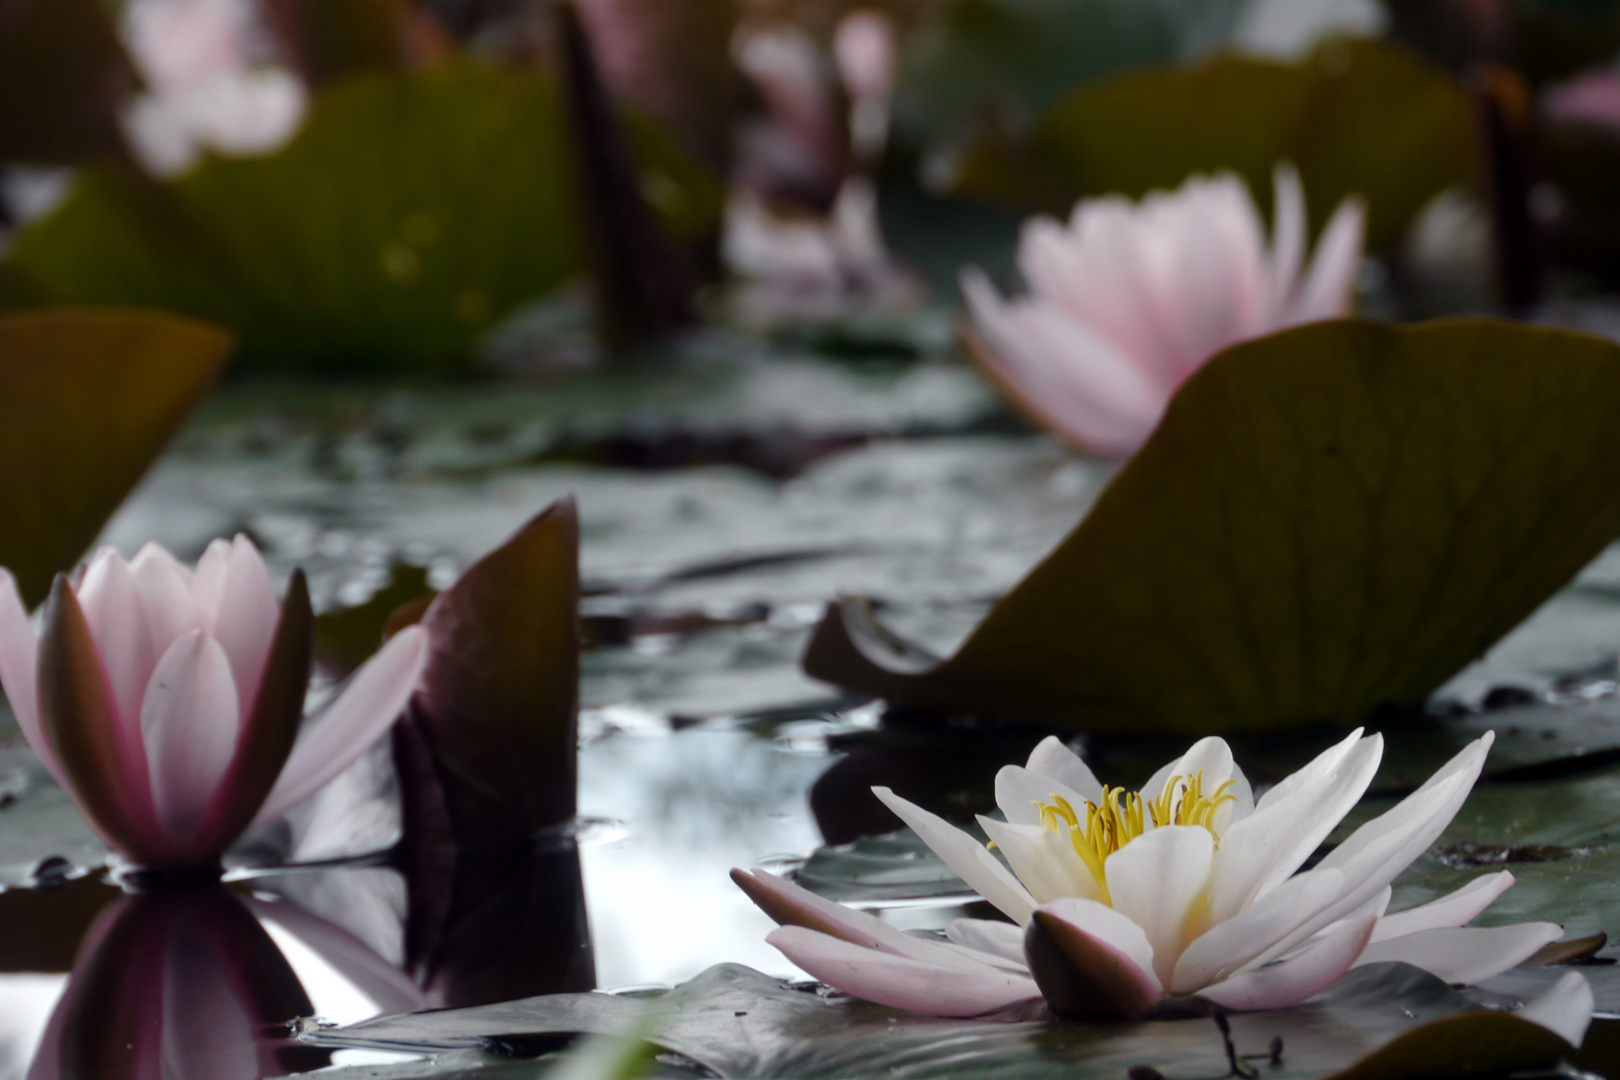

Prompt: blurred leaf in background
[956,38,1479,252]
[1,63,721,374]
[0,309,230,606]
[259,0,417,85]
[1384,0,1620,87]
[0,0,138,169]
[805,319,1620,734]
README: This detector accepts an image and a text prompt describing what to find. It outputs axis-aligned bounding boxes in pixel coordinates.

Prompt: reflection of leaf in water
[805,319,1620,734]
[307,961,1588,1080]
[2,64,721,374]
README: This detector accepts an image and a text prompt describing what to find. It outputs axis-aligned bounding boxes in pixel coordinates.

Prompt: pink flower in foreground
[962,167,1366,456]
[736,732,1591,1040]
[0,537,427,869]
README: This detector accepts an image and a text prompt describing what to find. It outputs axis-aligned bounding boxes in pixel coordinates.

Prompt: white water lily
[736,731,1585,1028]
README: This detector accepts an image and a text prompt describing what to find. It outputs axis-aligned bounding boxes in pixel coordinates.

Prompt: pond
[3,335,1620,1078]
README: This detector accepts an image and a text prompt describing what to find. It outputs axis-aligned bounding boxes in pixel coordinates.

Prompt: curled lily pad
[2,63,720,373]
[306,961,1589,1080]
[0,309,230,605]
[955,39,1477,250]
[804,319,1620,733]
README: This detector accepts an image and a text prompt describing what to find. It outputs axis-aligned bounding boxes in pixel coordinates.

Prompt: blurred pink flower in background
[0,536,426,869]
[1542,67,1620,134]
[963,166,1366,457]
[120,0,307,175]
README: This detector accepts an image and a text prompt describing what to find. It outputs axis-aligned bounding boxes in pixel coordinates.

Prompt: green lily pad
[803,318,1620,733]
[0,309,230,605]
[1,63,721,373]
[889,0,1243,148]
[305,961,1586,1080]
[955,39,1477,250]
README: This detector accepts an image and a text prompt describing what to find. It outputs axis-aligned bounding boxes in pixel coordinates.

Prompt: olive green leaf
[805,319,1620,733]
[0,309,230,606]
[2,63,721,373]
[955,39,1477,250]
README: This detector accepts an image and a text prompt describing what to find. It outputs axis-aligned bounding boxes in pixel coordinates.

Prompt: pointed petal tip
[1024,902,1161,1021]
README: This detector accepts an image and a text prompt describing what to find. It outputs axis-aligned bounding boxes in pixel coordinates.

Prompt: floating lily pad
[306,961,1587,1080]
[0,309,230,605]
[955,39,1477,250]
[804,319,1620,734]
[1,63,721,373]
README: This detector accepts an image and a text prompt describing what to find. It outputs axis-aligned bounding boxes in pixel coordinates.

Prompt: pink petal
[732,868,1013,973]
[209,536,279,716]
[767,926,1042,1017]
[1370,872,1515,944]
[1290,195,1366,323]
[1172,867,1349,994]
[76,549,159,739]
[0,569,52,779]
[1518,972,1594,1048]
[1197,915,1376,1011]
[141,631,242,849]
[1269,163,1306,318]
[251,625,427,826]
[1353,923,1564,985]
[1024,898,1163,1020]
[946,918,1029,970]
[246,896,428,1017]
[872,786,1037,924]
[130,543,206,656]
[190,538,232,625]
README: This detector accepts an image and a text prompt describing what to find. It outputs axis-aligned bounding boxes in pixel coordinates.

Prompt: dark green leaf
[804,319,1620,733]
[0,309,230,605]
[314,562,434,676]
[307,961,1582,1080]
[404,499,579,847]
[956,39,1477,250]
[2,63,720,373]
[261,0,413,86]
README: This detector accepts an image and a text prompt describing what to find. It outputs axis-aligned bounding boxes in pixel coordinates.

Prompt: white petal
[1105,825,1214,986]
[0,570,52,779]
[1033,897,1161,993]
[210,535,279,715]
[1244,735,1495,970]
[252,626,426,826]
[768,926,1042,1017]
[874,786,1037,925]
[978,816,1101,904]
[190,538,232,625]
[994,764,1098,827]
[1269,162,1306,319]
[1290,195,1366,323]
[1353,923,1564,985]
[1206,731,1381,922]
[1171,867,1347,994]
[130,543,206,650]
[76,548,158,736]
[1518,972,1594,1048]
[1197,914,1374,1012]
[946,919,1028,971]
[1023,736,1104,804]
[1143,736,1235,816]
[1370,872,1515,944]
[141,630,241,847]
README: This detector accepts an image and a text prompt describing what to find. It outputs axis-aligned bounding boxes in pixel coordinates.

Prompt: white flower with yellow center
[735,731,1591,1037]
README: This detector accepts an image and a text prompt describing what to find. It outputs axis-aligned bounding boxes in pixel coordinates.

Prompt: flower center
[1032,772,1236,902]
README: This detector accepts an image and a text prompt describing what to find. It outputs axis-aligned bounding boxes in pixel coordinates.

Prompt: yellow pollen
[1021,772,1237,904]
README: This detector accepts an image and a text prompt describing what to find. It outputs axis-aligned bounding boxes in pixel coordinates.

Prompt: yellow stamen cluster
[1028,772,1237,903]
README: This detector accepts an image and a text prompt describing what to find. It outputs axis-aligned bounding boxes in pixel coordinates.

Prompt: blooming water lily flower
[0,537,427,869]
[962,166,1366,456]
[736,731,1585,1027]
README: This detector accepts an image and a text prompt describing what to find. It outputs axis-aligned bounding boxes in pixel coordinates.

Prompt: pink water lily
[962,166,1366,456]
[0,537,427,869]
[737,731,1586,1029]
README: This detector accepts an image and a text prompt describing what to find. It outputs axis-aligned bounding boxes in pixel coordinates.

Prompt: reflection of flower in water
[23,884,422,1080]
[120,0,307,175]
[738,732,1591,1042]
